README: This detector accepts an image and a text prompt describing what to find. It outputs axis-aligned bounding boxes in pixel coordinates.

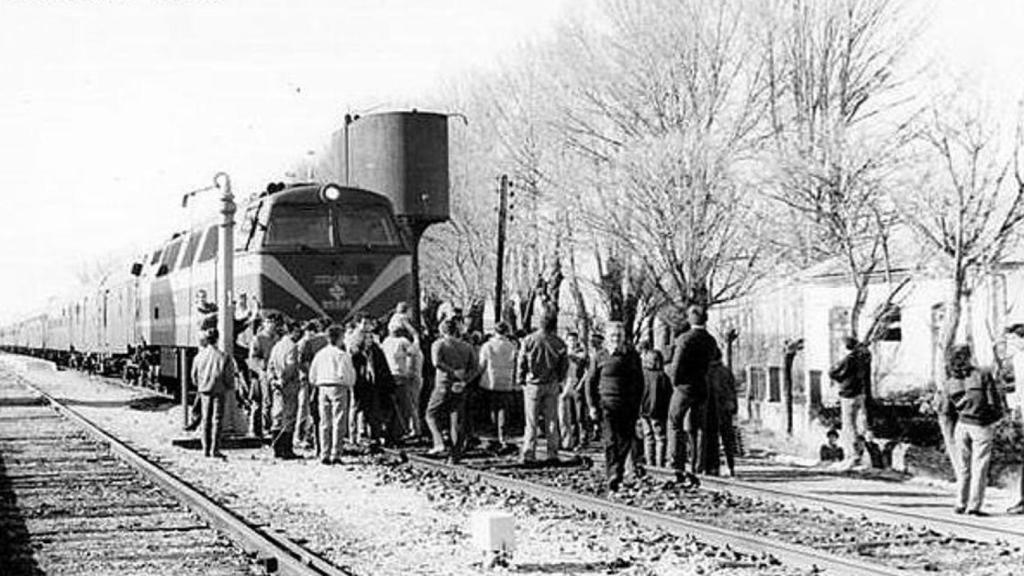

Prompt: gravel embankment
[5,363,807,576]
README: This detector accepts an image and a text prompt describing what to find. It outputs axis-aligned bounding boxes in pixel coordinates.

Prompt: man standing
[478,322,519,449]
[828,336,871,471]
[426,318,478,462]
[268,320,303,459]
[587,321,644,492]
[706,348,738,477]
[667,305,719,487]
[191,328,235,459]
[517,306,569,463]
[296,320,328,451]
[558,331,589,451]
[248,314,281,438]
[308,325,355,464]
[382,325,422,440]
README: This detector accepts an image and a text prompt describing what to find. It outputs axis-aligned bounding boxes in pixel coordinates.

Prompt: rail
[10,371,353,576]
[388,449,913,576]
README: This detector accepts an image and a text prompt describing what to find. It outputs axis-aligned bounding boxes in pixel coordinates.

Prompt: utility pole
[494,175,510,325]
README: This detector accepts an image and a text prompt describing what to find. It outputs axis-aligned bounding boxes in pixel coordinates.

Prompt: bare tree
[553,0,771,316]
[760,0,919,340]
[900,97,1024,360]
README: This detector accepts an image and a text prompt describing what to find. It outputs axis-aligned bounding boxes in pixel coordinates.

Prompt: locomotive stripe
[261,257,329,318]
[350,255,412,313]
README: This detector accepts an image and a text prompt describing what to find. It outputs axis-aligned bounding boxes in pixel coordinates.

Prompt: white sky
[0,0,1022,323]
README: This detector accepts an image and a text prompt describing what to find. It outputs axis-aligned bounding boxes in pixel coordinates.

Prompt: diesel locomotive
[0,110,451,386]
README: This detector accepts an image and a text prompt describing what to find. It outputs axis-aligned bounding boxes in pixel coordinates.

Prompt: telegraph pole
[494,175,510,325]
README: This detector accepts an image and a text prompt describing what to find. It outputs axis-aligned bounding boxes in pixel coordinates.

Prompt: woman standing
[946,344,1005,516]
[587,322,644,493]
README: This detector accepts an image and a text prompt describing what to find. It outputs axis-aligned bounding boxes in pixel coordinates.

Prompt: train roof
[257,182,394,207]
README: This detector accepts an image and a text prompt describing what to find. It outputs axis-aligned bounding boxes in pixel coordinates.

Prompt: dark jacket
[951,370,1004,426]
[668,327,719,401]
[707,360,737,416]
[640,350,672,420]
[516,330,569,387]
[567,344,589,392]
[829,348,871,398]
[587,348,643,413]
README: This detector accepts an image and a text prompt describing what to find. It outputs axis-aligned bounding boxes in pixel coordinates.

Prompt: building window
[809,370,823,408]
[768,366,782,402]
[749,367,766,401]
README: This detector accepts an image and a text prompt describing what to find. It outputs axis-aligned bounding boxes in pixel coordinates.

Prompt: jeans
[559,388,580,449]
[425,382,468,459]
[318,385,351,461]
[270,378,300,455]
[640,417,667,468]
[200,393,225,456]
[667,388,701,473]
[522,382,561,461]
[394,375,422,436]
[955,422,994,512]
[840,394,867,464]
[295,379,314,444]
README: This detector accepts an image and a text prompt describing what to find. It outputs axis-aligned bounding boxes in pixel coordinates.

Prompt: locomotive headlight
[320,183,343,202]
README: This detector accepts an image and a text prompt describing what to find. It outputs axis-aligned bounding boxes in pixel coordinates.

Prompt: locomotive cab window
[264,205,331,248]
[179,232,202,270]
[336,206,400,247]
[157,240,182,276]
[198,225,218,263]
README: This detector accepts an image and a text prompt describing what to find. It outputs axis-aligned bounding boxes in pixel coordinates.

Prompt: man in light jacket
[191,328,235,459]
[479,322,519,448]
[308,324,356,464]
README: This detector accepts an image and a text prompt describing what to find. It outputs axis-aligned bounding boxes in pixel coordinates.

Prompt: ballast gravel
[7,365,807,576]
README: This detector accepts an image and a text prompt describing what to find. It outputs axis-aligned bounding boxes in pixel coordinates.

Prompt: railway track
[659,460,1024,549]
[386,446,1024,576]
[0,363,352,576]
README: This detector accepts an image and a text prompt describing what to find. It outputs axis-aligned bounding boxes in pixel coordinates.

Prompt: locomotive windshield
[337,206,400,247]
[264,205,332,248]
[262,203,402,249]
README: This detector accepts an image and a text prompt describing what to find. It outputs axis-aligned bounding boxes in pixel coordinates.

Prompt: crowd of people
[188,299,740,495]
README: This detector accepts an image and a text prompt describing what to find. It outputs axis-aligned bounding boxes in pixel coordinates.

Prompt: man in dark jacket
[828,336,871,470]
[587,321,644,492]
[517,306,569,463]
[426,318,478,463]
[639,340,671,468]
[666,305,719,486]
[559,331,589,450]
[946,344,1004,515]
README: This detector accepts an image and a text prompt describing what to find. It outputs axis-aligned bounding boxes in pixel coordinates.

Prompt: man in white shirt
[308,325,356,464]
[479,322,519,448]
[382,325,422,439]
